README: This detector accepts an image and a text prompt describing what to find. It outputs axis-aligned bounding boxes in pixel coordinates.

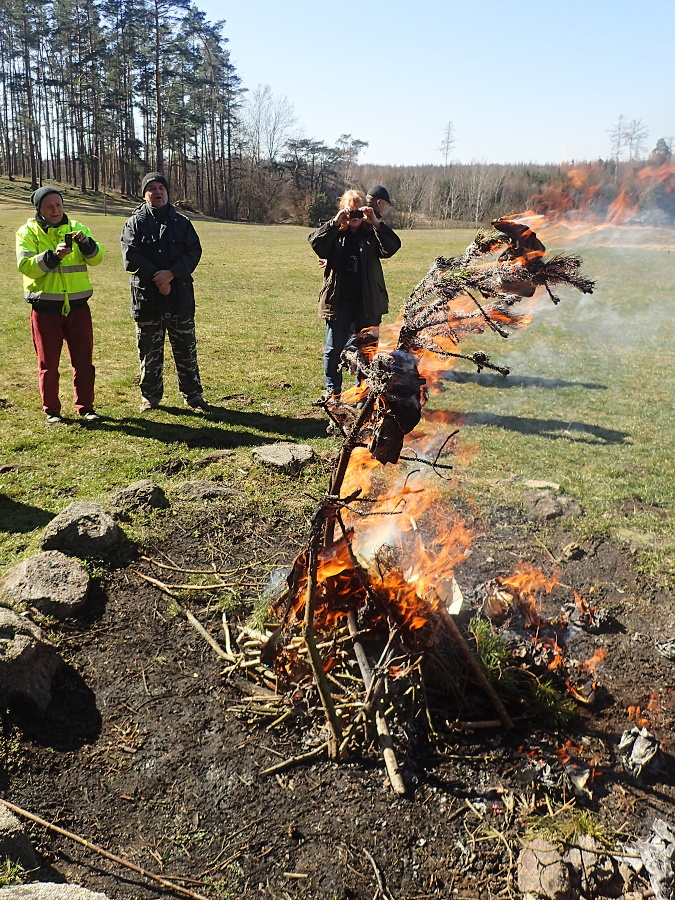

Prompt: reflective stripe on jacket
[16,217,104,314]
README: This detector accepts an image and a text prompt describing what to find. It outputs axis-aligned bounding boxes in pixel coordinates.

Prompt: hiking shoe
[46,413,65,426]
[185,396,209,411]
[79,410,101,422]
[139,399,158,412]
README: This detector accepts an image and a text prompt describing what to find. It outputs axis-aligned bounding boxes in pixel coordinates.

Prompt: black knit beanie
[31,186,63,213]
[141,172,170,196]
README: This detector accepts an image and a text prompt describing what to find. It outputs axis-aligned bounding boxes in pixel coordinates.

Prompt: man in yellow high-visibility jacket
[16,186,104,425]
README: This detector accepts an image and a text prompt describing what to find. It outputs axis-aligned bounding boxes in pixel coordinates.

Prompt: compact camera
[349,209,364,219]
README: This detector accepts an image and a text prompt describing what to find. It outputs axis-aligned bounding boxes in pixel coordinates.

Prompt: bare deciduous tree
[242,84,297,164]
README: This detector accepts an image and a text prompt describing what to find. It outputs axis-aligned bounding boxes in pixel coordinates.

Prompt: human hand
[55,243,72,259]
[152,269,174,288]
[334,207,351,227]
[362,206,379,227]
[71,230,87,245]
[157,283,171,296]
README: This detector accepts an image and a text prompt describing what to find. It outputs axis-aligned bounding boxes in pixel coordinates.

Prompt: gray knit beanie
[31,186,63,213]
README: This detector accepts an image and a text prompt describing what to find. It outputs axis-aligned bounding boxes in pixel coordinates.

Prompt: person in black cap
[120,172,207,412]
[16,186,105,425]
[366,185,394,222]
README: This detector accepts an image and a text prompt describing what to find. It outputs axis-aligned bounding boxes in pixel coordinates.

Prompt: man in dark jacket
[308,189,401,398]
[120,173,206,412]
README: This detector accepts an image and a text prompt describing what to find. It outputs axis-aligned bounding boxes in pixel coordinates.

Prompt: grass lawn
[0,177,673,584]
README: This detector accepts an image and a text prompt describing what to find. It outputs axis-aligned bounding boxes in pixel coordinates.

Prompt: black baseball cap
[367,185,392,205]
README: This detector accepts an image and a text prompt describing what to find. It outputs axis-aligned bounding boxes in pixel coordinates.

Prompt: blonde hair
[337,189,367,231]
[338,189,366,209]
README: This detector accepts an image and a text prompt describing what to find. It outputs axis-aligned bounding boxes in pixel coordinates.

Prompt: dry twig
[0,797,210,900]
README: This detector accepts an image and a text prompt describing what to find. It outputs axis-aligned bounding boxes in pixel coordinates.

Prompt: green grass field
[0,178,673,583]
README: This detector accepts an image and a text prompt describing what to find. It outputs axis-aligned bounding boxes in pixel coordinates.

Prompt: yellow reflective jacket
[16,217,104,315]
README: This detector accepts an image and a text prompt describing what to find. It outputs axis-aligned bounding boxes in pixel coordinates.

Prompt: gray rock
[523,489,583,521]
[564,834,622,897]
[178,480,236,500]
[518,837,572,900]
[39,502,120,557]
[0,608,59,711]
[523,479,561,490]
[1,886,111,899]
[252,442,314,474]
[0,552,90,618]
[0,806,39,870]
[111,479,168,514]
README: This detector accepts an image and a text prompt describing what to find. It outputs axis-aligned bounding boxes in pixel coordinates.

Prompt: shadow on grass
[0,495,53,532]
[441,372,608,390]
[462,412,630,444]
[81,405,327,447]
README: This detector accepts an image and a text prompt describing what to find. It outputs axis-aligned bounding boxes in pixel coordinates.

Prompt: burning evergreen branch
[348,219,595,465]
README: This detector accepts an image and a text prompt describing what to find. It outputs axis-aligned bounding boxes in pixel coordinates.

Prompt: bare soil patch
[4,497,675,899]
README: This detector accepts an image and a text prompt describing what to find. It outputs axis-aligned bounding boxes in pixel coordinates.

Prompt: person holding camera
[308,188,401,400]
[16,186,104,425]
[121,172,206,413]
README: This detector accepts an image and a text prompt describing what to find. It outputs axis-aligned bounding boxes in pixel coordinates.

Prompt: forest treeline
[2,0,674,227]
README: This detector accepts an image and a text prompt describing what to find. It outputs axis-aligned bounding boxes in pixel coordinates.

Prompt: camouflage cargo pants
[135,316,203,404]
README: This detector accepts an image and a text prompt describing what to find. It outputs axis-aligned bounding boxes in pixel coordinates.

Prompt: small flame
[579,647,607,676]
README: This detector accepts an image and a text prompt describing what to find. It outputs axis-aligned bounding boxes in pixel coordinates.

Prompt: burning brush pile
[233,219,596,792]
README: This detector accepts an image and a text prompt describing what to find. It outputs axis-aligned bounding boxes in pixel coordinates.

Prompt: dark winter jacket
[120,202,202,321]
[308,219,401,320]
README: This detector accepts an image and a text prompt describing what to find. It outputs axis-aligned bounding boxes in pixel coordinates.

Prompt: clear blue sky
[195,0,674,167]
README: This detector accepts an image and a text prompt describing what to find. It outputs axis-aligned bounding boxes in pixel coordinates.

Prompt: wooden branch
[303,540,344,760]
[347,613,406,795]
[0,798,210,900]
[183,609,233,661]
[135,570,237,665]
[260,741,329,776]
[453,717,526,730]
[222,612,233,657]
[228,675,278,699]
[133,569,227,593]
[136,570,282,705]
[363,848,394,900]
[439,608,513,730]
[140,554,260,576]
[324,392,378,546]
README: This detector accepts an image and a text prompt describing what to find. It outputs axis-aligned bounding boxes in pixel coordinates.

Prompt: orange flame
[496,561,558,628]
[579,647,607,676]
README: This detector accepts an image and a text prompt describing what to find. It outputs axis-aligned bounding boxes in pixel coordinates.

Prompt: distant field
[0,187,673,583]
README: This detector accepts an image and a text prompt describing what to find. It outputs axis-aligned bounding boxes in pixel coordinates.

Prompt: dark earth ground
[3,486,675,900]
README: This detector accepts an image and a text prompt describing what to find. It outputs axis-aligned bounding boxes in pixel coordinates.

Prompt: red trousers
[30,305,95,415]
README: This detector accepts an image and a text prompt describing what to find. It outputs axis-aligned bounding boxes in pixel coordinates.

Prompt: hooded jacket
[120,202,202,321]
[308,218,401,320]
[16,217,104,315]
